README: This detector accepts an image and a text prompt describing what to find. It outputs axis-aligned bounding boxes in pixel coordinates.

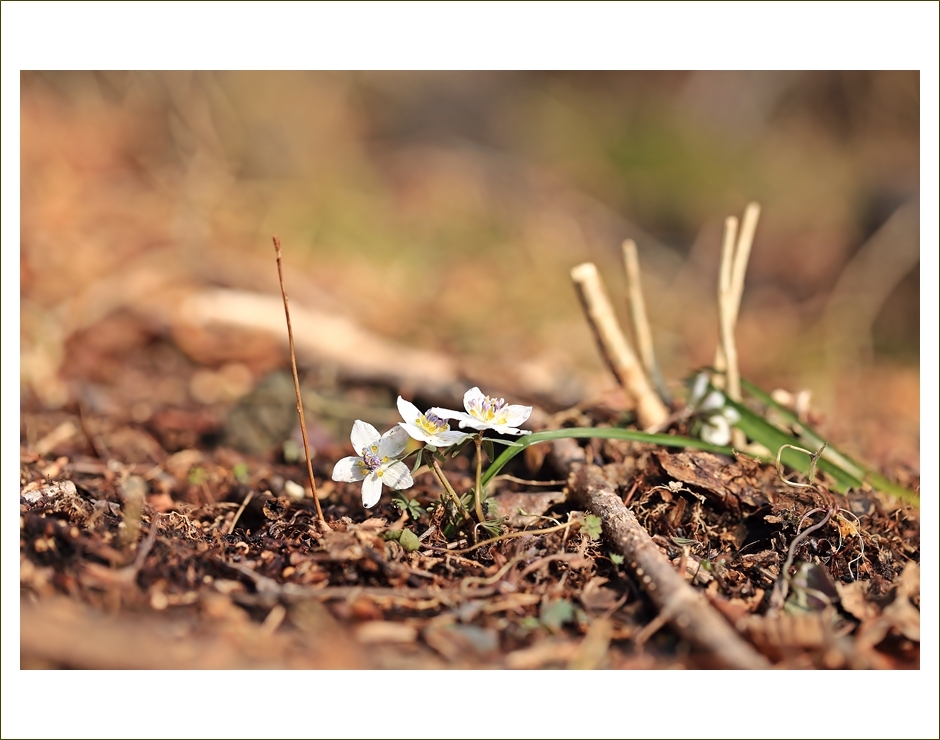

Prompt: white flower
[430,387,532,436]
[396,396,471,448]
[699,411,740,446]
[331,420,414,508]
[688,371,712,410]
[688,372,740,446]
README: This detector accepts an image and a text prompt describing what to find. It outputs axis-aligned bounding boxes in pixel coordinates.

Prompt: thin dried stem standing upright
[273,236,325,523]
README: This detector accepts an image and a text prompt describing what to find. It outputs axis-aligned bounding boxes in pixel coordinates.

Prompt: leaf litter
[20,332,920,670]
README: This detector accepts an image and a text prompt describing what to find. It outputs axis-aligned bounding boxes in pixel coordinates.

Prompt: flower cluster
[332,388,531,508]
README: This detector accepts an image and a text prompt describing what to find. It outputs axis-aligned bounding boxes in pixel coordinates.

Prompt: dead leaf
[494,490,568,527]
[579,577,623,614]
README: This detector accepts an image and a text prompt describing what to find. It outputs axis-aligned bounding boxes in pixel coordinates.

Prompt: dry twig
[716,217,745,448]
[712,204,760,449]
[550,437,771,669]
[570,262,668,430]
[273,236,325,522]
[621,239,667,402]
[713,201,760,377]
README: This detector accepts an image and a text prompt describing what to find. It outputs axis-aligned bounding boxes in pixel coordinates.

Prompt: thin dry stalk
[425,518,580,556]
[621,239,667,402]
[715,217,746,449]
[273,236,325,522]
[713,203,760,382]
[713,202,760,374]
[713,215,738,384]
[550,437,771,669]
[729,202,760,320]
[570,262,668,430]
[227,490,255,535]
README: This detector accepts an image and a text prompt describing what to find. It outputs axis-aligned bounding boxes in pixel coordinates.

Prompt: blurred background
[19,70,920,468]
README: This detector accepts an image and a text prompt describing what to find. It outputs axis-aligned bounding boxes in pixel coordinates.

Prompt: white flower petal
[701,417,731,446]
[380,461,414,491]
[689,372,710,407]
[724,407,741,424]
[432,430,472,447]
[350,420,380,452]
[332,456,366,482]
[378,425,409,458]
[398,421,433,444]
[455,416,489,431]
[428,405,464,421]
[462,387,485,413]
[491,425,531,436]
[361,474,384,508]
[431,409,479,427]
[498,403,531,427]
[700,390,725,412]
[396,396,422,425]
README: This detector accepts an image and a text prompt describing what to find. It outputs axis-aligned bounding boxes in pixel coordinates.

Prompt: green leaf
[411,448,424,474]
[232,462,249,484]
[721,396,861,493]
[483,437,526,450]
[282,439,302,463]
[480,427,739,488]
[474,380,918,508]
[482,438,495,464]
[740,379,919,506]
[392,491,427,519]
[582,514,603,540]
[478,517,505,538]
[609,552,624,565]
[518,616,542,633]
[540,599,576,633]
[399,529,421,552]
[187,466,207,485]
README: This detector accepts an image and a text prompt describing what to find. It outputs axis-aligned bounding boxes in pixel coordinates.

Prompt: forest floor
[19,303,921,672]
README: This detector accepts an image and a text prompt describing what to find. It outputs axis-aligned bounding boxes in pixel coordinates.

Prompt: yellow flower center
[470,394,507,422]
[416,411,449,435]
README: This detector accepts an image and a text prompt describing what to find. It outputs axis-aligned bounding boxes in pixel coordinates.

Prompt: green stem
[430,457,471,523]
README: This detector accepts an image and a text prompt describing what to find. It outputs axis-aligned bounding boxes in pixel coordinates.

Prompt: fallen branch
[550,437,771,669]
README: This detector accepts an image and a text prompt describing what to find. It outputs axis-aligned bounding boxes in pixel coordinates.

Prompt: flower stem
[430,457,471,523]
[473,435,486,524]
